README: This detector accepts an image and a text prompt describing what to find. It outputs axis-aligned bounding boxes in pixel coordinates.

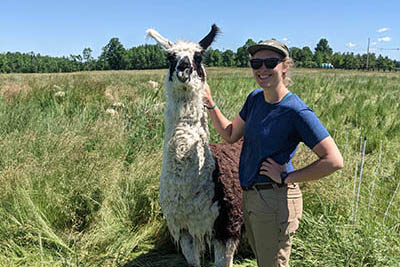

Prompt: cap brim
[247,44,288,58]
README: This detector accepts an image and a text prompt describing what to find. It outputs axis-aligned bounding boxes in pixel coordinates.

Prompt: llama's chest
[160,101,215,194]
[163,103,209,164]
[164,122,210,175]
[160,120,217,220]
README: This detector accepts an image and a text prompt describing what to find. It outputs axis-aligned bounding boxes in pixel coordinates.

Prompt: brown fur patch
[209,140,244,243]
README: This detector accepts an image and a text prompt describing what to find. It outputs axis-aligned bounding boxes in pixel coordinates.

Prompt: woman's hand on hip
[259,158,287,183]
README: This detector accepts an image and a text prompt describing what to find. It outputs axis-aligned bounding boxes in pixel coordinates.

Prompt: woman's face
[251,49,287,89]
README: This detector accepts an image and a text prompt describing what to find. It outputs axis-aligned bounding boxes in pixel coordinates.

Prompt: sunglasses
[250,58,282,69]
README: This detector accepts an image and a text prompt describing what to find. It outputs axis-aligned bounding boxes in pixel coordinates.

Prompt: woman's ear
[282,59,290,74]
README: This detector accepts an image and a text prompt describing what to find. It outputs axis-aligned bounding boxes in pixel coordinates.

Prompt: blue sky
[1,0,399,60]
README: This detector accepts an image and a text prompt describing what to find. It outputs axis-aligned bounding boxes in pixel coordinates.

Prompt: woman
[203,39,343,266]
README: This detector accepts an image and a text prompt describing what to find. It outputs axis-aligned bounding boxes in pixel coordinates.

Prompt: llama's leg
[179,231,201,267]
[213,238,237,267]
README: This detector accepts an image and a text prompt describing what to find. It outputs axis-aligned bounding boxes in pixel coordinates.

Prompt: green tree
[384,56,395,71]
[342,52,359,69]
[289,47,302,66]
[82,48,93,70]
[204,48,223,67]
[313,52,323,66]
[360,54,368,69]
[376,55,386,70]
[0,54,7,73]
[221,49,235,67]
[331,52,343,68]
[69,54,83,72]
[145,45,167,69]
[101,38,127,70]
[315,38,333,63]
[128,47,145,69]
[95,53,109,70]
[355,54,363,69]
[300,46,315,67]
[235,39,256,67]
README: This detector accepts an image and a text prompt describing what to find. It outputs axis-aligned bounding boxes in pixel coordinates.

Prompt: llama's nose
[176,56,193,82]
[177,56,192,71]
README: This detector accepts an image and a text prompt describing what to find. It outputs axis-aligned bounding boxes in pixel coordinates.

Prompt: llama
[146,25,243,267]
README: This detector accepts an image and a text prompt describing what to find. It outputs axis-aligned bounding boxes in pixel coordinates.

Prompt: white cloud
[281,37,291,44]
[377,37,392,42]
[347,42,356,48]
[377,27,390,33]
[371,42,377,46]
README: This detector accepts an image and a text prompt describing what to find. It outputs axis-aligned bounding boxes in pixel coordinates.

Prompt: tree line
[0,38,399,73]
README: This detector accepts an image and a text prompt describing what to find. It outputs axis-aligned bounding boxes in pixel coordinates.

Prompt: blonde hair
[282,57,294,87]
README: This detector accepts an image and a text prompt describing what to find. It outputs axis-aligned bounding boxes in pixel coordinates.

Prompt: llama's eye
[167,53,176,63]
[194,54,202,64]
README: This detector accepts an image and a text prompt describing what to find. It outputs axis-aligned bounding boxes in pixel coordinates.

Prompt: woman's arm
[259,136,344,184]
[203,82,245,144]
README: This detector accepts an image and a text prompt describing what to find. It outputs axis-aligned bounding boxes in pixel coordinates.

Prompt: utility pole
[366,38,370,70]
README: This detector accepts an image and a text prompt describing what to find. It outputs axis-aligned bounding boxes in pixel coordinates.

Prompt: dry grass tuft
[0,82,32,100]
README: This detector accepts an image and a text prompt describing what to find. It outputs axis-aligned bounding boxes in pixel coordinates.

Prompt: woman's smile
[257,73,273,80]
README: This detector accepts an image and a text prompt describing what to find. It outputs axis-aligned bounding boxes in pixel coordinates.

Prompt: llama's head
[146,25,220,90]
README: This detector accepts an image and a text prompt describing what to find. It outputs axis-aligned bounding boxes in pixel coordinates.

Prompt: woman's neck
[263,83,289,104]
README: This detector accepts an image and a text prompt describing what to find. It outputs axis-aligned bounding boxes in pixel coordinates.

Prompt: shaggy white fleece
[148,27,236,267]
[160,58,219,258]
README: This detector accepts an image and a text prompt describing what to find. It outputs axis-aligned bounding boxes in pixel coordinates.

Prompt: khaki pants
[242,183,303,267]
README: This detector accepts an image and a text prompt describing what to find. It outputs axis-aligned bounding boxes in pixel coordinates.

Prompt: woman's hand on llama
[202,82,215,108]
[259,158,287,183]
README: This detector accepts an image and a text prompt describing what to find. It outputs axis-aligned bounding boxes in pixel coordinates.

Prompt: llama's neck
[164,83,209,142]
[165,85,205,122]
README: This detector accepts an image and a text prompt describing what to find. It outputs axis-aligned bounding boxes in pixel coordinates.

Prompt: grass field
[0,67,400,266]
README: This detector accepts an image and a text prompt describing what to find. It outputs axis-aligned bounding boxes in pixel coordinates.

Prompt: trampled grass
[0,68,399,266]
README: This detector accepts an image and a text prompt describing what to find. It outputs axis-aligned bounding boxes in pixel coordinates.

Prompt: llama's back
[209,140,243,243]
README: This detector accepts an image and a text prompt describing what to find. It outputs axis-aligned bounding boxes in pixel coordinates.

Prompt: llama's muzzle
[176,56,193,83]
[177,68,192,83]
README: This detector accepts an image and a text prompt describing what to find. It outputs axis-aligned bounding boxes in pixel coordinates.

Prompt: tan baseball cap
[247,39,289,58]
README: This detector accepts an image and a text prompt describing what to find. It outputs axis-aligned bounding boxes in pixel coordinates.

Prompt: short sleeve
[239,93,251,121]
[294,108,330,149]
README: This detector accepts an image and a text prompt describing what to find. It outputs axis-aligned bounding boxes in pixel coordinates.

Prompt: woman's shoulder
[281,93,311,113]
[248,88,264,97]
[244,88,264,104]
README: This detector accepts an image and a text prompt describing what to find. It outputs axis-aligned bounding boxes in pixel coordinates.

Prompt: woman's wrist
[284,171,296,184]
[204,98,216,109]
[205,103,217,110]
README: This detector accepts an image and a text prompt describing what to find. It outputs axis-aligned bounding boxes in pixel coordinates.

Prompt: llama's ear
[146,28,173,50]
[199,24,221,50]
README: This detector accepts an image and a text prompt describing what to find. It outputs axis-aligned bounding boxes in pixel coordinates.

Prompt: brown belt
[242,183,286,191]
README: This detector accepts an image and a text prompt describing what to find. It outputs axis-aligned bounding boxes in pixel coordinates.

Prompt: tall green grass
[0,68,399,266]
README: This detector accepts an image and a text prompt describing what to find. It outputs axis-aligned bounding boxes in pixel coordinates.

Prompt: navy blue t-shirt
[238,89,330,187]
